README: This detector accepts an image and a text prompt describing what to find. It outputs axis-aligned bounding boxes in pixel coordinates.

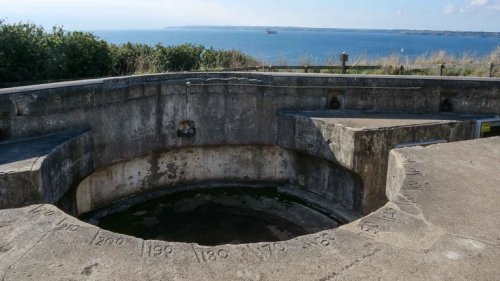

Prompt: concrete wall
[1,73,499,169]
[0,73,498,214]
[76,145,361,215]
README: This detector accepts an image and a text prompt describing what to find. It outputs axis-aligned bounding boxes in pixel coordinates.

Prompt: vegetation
[0,21,498,87]
[259,49,500,77]
[0,21,259,86]
[0,22,113,83]
[341,49,500,76]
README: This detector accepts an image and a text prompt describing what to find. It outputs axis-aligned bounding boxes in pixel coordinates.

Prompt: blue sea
[93,28,500,64]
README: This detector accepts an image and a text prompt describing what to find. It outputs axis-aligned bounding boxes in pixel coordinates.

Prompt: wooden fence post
[340,52,349,74]
[439,64,445,76]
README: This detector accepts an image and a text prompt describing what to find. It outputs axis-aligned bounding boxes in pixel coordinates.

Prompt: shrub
[200,48,259,70]
[153,44,204,72]
[110,43,154,75]
[0,21,50,82]
[218,49,259,68]
[0,22,113,82]
[0,21,263,85]
[49,30,112,79]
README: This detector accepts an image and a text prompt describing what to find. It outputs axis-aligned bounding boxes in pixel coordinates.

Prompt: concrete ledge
[0,130,94,209]
[278,111,478,213]
[0,137,499,280]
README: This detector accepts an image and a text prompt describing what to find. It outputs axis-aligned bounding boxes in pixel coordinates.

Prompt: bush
[49,29,112,79]
[0,21,50,82]
[153,44,204,72]
[0,22,113,82]
[216,49,258,68]
[110,43,154,75]
[0,21,260,85]
[201,48,259,70]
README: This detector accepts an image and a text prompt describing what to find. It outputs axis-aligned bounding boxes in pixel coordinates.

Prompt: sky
[1,0,500,32]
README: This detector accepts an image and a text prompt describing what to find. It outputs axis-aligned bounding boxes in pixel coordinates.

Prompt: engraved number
[147,245,173,257]
[193,246,230,263]
[94,236,125,246]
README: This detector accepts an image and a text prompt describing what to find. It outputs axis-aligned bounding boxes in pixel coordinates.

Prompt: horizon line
[86,25,499,34]
[161,24,500,34]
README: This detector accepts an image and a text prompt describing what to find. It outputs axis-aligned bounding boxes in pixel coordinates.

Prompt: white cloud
[468,0,489,7]
[471,0,500,12]
[444,0,500,15]
[444,3,457,15]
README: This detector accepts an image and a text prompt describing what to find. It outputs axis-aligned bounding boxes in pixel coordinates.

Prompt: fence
[222,54,498,77]
[223,63,498,77]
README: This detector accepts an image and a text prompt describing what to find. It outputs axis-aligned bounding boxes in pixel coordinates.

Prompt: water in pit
[82,187,340,246]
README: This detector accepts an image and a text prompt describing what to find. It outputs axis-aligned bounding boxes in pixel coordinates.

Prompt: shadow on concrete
[0,129,89,165]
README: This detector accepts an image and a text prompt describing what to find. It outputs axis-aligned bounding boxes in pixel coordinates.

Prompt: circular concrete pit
[0,73,499,280]
[73,145,361,246]
[82,186,340,245]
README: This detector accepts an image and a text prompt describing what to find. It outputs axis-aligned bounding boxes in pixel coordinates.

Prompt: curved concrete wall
[1,73,499,169]
[0,73,498,214]
[76,145,362,215]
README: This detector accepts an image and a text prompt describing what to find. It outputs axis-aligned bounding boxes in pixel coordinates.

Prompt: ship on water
[266,30,277,34]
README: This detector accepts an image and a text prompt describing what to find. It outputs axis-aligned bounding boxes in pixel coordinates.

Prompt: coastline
[164,25,500,38]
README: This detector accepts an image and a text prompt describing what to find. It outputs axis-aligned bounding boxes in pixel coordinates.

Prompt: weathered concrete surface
[0,130,94,209]
[0,73,497,214]
[1,73,499,170]
[1,137,499,281]
[76,146,294,214]
[278,111,477,213]
[0,74,499,279]
[75,145,361,215]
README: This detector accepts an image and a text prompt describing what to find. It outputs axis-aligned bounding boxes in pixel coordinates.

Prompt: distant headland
[165,26,500,38]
